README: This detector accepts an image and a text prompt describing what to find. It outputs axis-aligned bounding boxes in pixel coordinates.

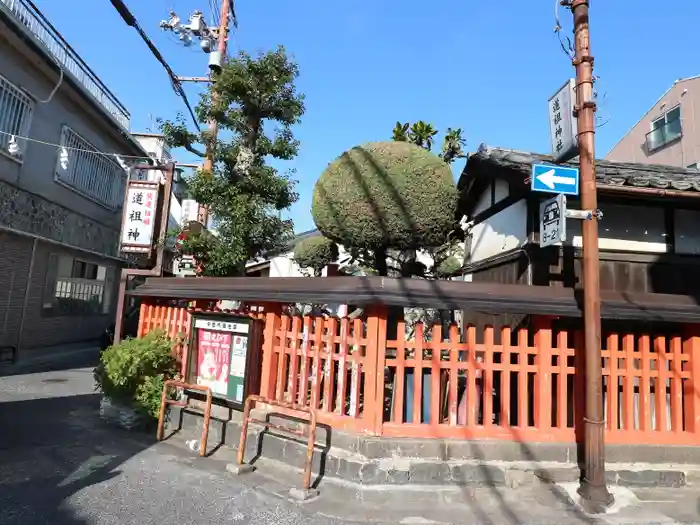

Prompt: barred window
[43,254,115,315]
[55,126,126,209]
[0,74,34,158]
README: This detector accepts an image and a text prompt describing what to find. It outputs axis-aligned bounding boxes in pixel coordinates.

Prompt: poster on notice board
[196,329,231,397]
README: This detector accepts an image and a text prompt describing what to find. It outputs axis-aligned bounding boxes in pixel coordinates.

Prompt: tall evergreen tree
[160,46,305,275]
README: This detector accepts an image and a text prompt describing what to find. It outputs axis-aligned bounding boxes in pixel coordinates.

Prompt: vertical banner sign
[548,79,579,163]
[192,317,251,403]
[120,181,160,253]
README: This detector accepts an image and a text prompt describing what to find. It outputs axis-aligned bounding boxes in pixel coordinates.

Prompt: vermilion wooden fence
[138,302,266,378]
[139,303,700,445]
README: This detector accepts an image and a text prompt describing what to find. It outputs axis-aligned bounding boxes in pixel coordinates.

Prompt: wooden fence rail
[138,303,700,445]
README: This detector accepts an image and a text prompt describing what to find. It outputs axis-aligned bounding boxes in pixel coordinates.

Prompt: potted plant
[94,329,180,430]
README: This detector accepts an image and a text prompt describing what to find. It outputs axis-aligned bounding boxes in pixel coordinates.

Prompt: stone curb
[168,407,698,490]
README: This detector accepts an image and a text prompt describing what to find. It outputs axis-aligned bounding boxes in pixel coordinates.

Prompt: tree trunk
[374,247,388,277]
[373,247,403,340]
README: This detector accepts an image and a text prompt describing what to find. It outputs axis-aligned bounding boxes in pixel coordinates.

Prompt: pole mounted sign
[531,163,580,196]
[548,79,578,163]
[539,194,567,248]
[119,181,160,254]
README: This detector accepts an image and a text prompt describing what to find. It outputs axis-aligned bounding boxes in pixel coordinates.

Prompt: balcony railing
[0,0,131,130]
[646,118,682,152]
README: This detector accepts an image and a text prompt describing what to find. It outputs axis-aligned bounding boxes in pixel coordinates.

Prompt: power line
[108,0,201,132]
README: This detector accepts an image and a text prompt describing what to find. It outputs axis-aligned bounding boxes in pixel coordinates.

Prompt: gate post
[259,303,282,399]
[364,305,387,436]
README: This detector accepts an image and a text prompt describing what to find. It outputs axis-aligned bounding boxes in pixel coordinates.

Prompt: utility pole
[159,1,236,225]
[199,0,232,225]
[567,0,613,511]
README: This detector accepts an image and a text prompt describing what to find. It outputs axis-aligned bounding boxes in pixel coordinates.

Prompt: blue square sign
[531,163,580,196]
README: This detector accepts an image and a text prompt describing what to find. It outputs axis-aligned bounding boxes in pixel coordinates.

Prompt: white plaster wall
[269,252,305,277]
[469,195,528,263]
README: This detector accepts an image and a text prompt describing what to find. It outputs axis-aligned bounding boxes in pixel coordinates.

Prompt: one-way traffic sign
[531,163,580,196]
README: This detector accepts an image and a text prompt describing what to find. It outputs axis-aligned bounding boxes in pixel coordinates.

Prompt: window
[567,202,667,253]
[43,254,115,315]
[55,126,126,209]
[646,105,682,152]
[0,74,34,158]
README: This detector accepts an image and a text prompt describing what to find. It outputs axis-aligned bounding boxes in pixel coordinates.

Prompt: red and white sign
[120,182,159,253]
[195,329,231,396]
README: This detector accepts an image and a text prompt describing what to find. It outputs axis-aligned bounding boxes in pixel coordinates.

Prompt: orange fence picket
[137,301,700,445]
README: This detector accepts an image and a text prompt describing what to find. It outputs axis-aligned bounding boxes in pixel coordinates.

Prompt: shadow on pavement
[0,351,101,378]
[0,393,153,525]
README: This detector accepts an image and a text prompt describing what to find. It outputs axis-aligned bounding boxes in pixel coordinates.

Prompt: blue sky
[33,0,700,233]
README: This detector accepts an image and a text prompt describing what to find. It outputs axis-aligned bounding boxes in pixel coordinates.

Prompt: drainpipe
[15,236,38,361]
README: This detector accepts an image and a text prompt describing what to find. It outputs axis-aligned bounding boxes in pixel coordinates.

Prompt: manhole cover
[42,378,68,383]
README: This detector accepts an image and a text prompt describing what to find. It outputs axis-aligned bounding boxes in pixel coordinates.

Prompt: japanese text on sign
[120,184,158,250]
[194,319,250,334]
[196,329,231,396]
[548,79,578,162]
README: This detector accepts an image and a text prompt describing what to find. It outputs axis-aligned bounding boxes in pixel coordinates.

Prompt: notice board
[186,312,263,409]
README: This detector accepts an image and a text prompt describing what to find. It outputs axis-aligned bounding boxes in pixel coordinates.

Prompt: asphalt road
[0,361,393,525]
[2,358,699,525]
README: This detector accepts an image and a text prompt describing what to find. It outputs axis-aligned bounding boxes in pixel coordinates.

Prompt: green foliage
[311,141,458,262]
[159,46,305,276]
[293,236,339,276]
[435,255,462,278]
[392,121,466,164]
[94,330,180,419]
[389,121,467,278]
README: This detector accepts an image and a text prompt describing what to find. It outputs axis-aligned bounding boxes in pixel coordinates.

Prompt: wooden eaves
[129,275,700,324]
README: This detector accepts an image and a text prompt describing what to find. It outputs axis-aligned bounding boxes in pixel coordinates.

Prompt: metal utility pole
[199,0,232,225]
[567,0,613,511]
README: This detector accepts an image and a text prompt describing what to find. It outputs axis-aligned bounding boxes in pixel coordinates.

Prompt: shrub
[94,329,180,419]
[293,236,339,276]
[311,141,458,252]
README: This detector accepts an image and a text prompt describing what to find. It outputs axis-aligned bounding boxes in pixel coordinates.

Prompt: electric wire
[554,0,575,60]
[208,0,220,27]
[108,0,201,132]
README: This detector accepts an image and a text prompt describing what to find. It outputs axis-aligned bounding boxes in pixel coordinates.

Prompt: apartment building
[0,0,148,358]
[606,75,700,168]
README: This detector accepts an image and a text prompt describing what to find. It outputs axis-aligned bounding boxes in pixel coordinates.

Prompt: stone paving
[1,357,699,525]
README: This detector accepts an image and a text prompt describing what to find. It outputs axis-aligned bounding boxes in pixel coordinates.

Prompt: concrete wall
[0,26,141,234]
[606,77,700,167]
[0,15,141,351]
[0,232,118,351]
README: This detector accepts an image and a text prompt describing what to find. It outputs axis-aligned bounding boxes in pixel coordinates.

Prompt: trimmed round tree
[435,255,462,278]
[311,141,458,275]
[293,236,339,276]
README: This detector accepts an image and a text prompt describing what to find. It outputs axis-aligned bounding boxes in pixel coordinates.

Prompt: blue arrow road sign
[531,163,580,196]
